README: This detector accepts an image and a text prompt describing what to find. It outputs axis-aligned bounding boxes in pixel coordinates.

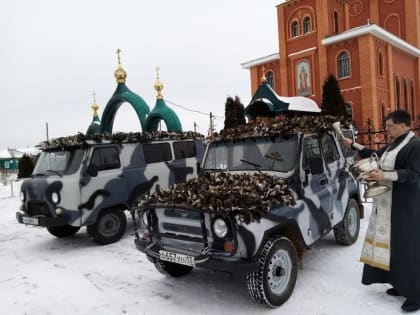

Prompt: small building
[0,148,39,178]
[245,75,321,121]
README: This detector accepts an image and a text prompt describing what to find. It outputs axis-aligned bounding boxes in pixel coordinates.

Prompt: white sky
[1,0,286,149]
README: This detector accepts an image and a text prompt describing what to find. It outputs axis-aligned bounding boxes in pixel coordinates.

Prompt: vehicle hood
[139,172,296,224]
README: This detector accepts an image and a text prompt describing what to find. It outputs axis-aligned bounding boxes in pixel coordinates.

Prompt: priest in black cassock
[343,109,420,313]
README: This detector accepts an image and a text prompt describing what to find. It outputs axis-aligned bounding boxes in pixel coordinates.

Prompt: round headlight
[51,192,60,204]
[213,218,228,238]
[20,191,25,202]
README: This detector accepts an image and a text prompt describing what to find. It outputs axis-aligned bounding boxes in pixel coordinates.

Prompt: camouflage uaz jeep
[134,117,362,307]
[16,132,204,245]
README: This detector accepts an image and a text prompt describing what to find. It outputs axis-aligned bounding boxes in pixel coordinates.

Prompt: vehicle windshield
[203,135,298,172]
[32,149,84,176]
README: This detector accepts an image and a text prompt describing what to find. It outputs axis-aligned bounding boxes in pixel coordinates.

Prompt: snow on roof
[278,96,321,113]
[0,148,40,159]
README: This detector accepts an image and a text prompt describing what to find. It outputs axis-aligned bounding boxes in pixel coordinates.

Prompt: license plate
[159,250,195,267]
[22,216,39,225]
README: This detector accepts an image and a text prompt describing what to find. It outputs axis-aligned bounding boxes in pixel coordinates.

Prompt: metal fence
[356,118,420,150]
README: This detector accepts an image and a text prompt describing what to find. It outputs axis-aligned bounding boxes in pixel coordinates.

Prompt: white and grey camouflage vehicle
[134,119,362,307]
[16,132,205,245]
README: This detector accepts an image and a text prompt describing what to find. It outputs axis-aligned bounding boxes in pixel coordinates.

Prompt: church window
[403,78,408,111]
[333,11,339,33]
[378,51,384,77]
[337,51,350,78]
[266,71,275,89]
[303,16,312,33]
[410,81,415,120]
[291,21,299,37]
[395,76,401,109]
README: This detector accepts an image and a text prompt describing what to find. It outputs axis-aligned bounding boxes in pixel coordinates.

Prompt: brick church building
[242,0,420,131]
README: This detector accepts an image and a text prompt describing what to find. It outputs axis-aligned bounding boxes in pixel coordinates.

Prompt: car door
[320,133,346,226]
[301,134,333,238]
[80,145,125,225]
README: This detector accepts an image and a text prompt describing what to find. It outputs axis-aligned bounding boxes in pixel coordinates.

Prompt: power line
[164,99,224,120]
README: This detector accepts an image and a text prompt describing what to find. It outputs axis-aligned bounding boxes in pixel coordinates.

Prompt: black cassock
[358,133,420,304]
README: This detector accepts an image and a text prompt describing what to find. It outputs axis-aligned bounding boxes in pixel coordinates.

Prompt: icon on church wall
[297,61,311,96]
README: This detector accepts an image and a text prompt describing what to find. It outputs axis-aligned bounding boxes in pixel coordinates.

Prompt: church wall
[247,0,420,131]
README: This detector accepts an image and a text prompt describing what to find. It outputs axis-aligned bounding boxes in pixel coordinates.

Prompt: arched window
[266,71,275,89]
[333,11,339,33]
[381,102,386,129]
[303,16,312,34]
[378,51,384,76]
[395,76,401,109]
[403,79,408,111]
[410,81,415,120]
[337,52,350,78]
[291,21,299,37]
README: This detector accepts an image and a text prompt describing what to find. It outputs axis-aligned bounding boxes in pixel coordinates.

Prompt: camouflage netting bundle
[38,131,203,150]
[140,172,296,224]
[211,115,352,141]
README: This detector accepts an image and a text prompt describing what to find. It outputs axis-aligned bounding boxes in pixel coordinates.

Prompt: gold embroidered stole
[360,132,414,271]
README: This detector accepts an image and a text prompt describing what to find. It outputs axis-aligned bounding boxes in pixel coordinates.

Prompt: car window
[302,135,323,173]
[321,134,340,164]
[90,147,120,171]
[143,143,172,163]
[173,141,196,159]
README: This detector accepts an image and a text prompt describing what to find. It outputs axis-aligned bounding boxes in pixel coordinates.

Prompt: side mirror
[309,157,324,175]
[87,164,98,177]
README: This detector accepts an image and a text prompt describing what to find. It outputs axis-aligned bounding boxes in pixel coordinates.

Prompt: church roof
[145,68,182,132]
[245,82,320,119]
[86,94,101,135]
[322,23,420,57]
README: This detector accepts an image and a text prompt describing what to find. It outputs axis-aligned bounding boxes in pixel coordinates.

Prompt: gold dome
[114,66,127,83]
[114,48,127,84]
[92,93,99,117]
[154,66,164,99]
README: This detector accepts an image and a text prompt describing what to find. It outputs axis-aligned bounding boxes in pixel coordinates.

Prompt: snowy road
[0,181,406,315]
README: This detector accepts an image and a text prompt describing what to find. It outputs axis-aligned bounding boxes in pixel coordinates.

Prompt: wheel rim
[99,213,121,237]
[347,205,358,237]
[267,249,292,294]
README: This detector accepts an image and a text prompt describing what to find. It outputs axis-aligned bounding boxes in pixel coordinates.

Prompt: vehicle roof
[209,115,350,143]
[38,131,204,152]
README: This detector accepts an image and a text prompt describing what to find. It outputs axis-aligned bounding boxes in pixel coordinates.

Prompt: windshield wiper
[264,152,284,161]
[240,159,262,172]
[47,169,63,177]
[32,173,45,177]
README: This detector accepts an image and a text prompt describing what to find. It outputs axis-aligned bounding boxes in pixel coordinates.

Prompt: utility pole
[209,112,214,140]
[46,122,49,143]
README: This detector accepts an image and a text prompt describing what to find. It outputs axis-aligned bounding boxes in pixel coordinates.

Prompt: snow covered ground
[0,180,407,315]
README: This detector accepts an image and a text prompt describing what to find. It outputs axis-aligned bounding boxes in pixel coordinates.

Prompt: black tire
[246,237,298,308]
[154,260,193,277]
[87,208,127,245]
[333,198,360,245]
[47,225,81,238]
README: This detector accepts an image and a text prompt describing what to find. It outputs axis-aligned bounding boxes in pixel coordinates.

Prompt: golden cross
[117,48,122,65]
[156,66,160,79]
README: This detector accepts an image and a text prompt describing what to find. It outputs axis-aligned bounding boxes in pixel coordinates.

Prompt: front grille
[27,201,51,217]
[151,207,211,255]
[162,222,203,235]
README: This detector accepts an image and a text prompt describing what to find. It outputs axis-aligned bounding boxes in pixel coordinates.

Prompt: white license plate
[159,250,195,267]
[22,216,39,225]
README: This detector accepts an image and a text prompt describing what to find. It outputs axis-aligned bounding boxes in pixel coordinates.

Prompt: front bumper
[134,235,257,273]
[16,212,68,227]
